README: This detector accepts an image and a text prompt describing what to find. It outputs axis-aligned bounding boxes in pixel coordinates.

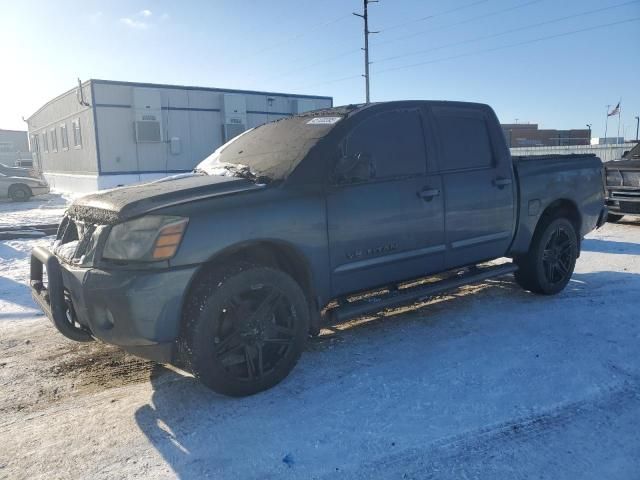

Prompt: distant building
[591,137,626,145]
[26,79,332,192]
[0,129,33,167]
[501,124,590,147]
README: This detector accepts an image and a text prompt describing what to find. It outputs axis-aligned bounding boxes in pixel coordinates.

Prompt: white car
[0,163,49,201]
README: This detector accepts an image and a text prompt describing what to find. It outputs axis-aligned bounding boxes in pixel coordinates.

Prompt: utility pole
[635,116,639,141]
[586,124,592,144]
[354,0,378,103]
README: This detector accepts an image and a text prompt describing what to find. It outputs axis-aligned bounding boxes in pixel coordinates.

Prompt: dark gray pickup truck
[605,142,640,221]
[31,101,607,396]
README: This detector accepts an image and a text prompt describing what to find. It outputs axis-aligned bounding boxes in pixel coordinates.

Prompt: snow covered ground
[1,196,639,479]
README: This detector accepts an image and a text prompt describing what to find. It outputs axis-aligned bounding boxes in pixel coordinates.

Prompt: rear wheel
[607,213,624,223]
[9,184,31,202]
[182,264,309,396]
[514,217,578,295]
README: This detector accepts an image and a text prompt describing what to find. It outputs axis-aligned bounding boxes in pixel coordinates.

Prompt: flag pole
[616,100,622,145]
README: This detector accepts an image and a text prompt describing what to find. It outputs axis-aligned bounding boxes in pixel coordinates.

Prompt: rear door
[430,105,516,268]
[326,107,446,296]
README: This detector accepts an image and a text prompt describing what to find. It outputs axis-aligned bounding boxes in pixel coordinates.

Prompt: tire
[514,217,578,295]
[182,264,309,397]
[607,213,624,223]
[9,184,31,202]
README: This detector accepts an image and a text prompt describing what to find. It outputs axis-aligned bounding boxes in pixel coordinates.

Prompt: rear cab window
[431,106,495,171]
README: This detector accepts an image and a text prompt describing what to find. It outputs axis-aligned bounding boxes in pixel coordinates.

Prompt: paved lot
[1,199,639,479]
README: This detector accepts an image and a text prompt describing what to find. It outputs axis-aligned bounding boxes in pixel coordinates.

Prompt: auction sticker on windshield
[306,117,342,125]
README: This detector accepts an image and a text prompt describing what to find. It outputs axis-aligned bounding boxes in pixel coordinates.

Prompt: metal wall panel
[26,83,97,174]
[29,80,332,178]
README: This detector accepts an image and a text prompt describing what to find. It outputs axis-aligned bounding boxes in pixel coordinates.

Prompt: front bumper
[30,185,50,196]
[606,190,640,216]
[30,246,198,363]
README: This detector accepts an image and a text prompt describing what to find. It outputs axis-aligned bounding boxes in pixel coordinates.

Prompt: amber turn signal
[152,219,189,259]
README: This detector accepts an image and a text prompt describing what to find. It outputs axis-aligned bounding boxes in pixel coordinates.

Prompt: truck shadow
[134,269,639,478]
[582,238,640,255]
[0,276,39,313]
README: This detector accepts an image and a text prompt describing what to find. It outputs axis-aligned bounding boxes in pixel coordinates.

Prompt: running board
[328,263,518,324]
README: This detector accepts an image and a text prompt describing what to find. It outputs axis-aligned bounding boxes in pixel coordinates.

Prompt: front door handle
[493,177,512,188]
[417,187,441,200]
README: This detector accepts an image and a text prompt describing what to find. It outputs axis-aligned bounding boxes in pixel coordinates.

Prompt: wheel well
[536,199,582,252]
[184,241,319,331]
[9,183,32,196]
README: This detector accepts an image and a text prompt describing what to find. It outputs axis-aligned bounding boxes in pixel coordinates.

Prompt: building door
[327,108,446,296]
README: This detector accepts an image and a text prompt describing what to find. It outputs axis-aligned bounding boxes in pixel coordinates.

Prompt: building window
[60,123,69,150]
[31,136,39,153]
[72,118,82,148]
[0,142,14,153]
[42,132,49,153]
[50,128,58,152]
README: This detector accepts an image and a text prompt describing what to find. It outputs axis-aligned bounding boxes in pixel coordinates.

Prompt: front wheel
[514,217,578,295]
[9,184,31,202]
[182,265,309,397]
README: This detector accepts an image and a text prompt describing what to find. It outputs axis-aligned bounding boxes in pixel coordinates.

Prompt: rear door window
[345,109,427,180]
[432,107,494,171]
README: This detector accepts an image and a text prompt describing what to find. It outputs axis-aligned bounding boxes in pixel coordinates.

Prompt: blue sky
[1,0,639,138]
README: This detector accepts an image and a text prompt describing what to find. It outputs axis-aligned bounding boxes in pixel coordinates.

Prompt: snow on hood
[195,128,255,176]
[67,174,261,224]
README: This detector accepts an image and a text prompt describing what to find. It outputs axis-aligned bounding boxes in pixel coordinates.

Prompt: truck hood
[67,173,263,224]
[605,159,640,170]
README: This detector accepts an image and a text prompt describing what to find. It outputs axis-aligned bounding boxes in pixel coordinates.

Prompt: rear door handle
[417,187,441,200]
[493,177,512,188]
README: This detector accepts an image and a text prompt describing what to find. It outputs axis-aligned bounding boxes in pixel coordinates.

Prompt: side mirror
[333,152,374,183]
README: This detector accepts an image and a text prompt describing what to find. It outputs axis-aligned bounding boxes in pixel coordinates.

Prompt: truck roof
[302,100,492,120]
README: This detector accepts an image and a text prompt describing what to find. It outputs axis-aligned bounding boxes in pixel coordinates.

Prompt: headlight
[102,215,188,261]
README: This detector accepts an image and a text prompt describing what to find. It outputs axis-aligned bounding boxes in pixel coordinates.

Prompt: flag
[608,102,621,116]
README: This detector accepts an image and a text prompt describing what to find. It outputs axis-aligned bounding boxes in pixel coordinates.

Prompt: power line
[371,0,544,47]
[373,0,640,65]
[295,17,640,90]
[266,0,541,85]
[374,17,640,75]
[379,0,490,32]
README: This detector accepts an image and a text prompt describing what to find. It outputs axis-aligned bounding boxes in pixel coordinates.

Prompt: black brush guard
[30,246,93,342]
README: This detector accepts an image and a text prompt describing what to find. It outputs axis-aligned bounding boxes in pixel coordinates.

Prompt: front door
[327,108,446,296]
[430,105,516,268]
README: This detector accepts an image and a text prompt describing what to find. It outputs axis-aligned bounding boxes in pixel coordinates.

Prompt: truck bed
[509,153,604,254]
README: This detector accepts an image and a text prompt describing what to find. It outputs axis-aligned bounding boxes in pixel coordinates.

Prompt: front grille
[621,170,640,187]
[620,202,640,214]
[606,168,640,188]
[54,216,105,266]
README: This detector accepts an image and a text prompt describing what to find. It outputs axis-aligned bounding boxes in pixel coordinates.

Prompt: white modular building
[26,79,333,192]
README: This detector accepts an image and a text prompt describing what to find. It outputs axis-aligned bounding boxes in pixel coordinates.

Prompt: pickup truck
[30,101,607,396]
[604,142,640,221]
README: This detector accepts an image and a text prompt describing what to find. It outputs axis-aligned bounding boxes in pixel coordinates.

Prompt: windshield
[195,114,343,181]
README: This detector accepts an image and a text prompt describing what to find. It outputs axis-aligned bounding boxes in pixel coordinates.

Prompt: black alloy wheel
[213,284,297,382]
[541,225,574,287]
[183,265,309,396]
[514,216,578,295]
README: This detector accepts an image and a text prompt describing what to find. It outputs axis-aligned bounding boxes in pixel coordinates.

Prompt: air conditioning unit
[223,123,246,143]
[222,94,247,142]
[133,88,163,143]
